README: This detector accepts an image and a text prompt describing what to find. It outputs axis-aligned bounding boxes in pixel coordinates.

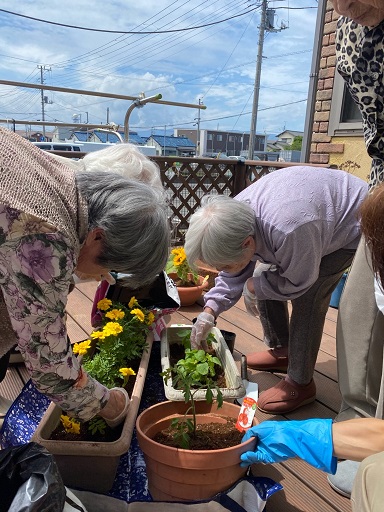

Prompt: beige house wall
[329,136,371,181]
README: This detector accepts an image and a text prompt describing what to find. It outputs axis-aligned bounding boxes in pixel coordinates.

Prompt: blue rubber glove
[240,419,337,474]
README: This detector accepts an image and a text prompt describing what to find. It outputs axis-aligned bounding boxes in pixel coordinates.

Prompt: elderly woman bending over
[0,127,170,426]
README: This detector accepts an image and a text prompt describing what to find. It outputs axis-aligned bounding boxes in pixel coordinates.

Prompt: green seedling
[161,330,223,449]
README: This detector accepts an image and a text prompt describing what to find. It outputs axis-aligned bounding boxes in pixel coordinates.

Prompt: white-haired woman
[185,165,367,415]
[51,141,163,189]
[0,127,170,426]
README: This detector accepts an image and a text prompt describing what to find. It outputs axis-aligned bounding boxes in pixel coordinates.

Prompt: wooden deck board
[1,281,352,511]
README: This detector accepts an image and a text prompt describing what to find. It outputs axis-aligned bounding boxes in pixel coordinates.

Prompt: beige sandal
[105,387,130,428]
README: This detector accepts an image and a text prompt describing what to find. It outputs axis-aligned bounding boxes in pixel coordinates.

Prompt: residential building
[146,134,195,156]
[174,128,266,158]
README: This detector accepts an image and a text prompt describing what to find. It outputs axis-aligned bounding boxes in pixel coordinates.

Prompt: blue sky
[0,1,319,138]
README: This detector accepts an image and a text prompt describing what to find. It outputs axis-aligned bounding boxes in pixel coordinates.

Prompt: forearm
[332,418,384,461]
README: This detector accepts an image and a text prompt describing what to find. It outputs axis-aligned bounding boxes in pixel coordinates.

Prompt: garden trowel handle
[241,354,248,381]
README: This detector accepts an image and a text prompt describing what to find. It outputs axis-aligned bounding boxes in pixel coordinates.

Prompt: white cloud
[0,0,319,137]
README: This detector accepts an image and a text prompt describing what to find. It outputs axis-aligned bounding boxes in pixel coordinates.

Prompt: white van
[31,141,84,152]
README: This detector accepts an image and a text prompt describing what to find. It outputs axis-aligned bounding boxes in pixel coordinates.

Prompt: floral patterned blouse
[0,205,109,421]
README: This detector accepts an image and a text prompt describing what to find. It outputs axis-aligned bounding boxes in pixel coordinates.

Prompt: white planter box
[161,325,246,401]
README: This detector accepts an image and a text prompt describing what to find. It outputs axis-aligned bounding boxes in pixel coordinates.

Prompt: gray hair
[76,171,170,287]
[184,194,255,268]
[51,143,163,189]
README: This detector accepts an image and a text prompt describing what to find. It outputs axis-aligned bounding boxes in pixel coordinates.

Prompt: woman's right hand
[191,311,215,349]
[98,387,130,428]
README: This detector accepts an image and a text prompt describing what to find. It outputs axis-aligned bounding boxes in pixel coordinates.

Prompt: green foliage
[88,417,107,436]
[176,329,215,350]
[284,135,303,150]
[161,330,223,449]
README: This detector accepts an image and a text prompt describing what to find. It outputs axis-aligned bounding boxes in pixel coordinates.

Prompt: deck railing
[48,151,325,245]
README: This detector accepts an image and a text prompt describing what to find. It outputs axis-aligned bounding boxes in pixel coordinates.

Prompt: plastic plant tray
[160,324,246,401]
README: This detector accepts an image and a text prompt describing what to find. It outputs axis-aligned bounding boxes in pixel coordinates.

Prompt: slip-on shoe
[105,387,130,428]
[247,349,289,372]
[257,378,316,414]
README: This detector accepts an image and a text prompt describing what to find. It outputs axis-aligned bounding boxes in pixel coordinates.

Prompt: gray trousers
[256,248,356,385]
[352,451,384,512]
[336,239,384,421]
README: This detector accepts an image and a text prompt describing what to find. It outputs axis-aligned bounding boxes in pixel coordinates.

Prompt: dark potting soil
[169,343,227,388]
[153,416,243,450]
[49,418,123,442]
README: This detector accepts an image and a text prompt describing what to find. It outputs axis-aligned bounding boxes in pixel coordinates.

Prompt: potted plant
[32,297,155,493]
[166,246,209,306]
[136,333,256,503]
[161,325,245,401]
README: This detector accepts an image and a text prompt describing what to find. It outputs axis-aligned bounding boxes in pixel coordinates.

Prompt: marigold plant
[166,246,201,286]
[72,297,153,389]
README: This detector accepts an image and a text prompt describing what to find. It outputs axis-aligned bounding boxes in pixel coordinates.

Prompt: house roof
[71,131,89,141]
[276,130,303,138]
[149,135,195,148]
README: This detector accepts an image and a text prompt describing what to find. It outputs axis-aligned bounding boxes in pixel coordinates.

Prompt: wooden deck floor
[0,281,352,511]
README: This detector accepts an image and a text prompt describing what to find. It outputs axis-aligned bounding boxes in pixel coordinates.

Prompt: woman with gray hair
[0,127,170,427]
[185,165,367,414]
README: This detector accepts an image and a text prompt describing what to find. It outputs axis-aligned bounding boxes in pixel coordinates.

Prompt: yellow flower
[131,308,145,322]
[128,296,139,309]
[147,311,155,325]
[105,308,125,320]
[60,414,81,435]
[91,330,105,340]
[119,367,136,377]
[171,247,186,266]
[97,298,112,311]
[103,322,123,337]
[72,339,91,356]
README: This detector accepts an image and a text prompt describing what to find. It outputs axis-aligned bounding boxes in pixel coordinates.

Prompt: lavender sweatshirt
[204,166,368,317]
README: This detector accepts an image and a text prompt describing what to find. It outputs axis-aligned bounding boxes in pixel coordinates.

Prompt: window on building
[207,133,213,140]
[228,135,235,142]
[328,71,363,135]
[217,134,223,141]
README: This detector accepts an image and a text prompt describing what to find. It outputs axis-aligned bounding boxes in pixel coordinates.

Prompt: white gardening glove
[99,387,130,428]
[191,312,215,349]
[243,279,259,317]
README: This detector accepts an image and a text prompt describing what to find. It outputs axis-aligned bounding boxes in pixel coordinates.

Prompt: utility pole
[195,98,203,156]
[37,65,51,139]
[248,0,267,160]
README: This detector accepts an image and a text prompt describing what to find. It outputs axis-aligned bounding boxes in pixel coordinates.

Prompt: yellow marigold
[97,298,112,311]
[128,296,139,309]
[119,367,136,377]
[105,308,125,320]
[72,339,91,356]
[171,247,186,266]
[131,308,145,323]
[91,330,105,340]
[147,311,155,325]
[60,415,81,435]
[103,322,123,337]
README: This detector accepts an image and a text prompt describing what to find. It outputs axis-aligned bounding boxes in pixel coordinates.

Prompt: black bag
[0,442,65,512]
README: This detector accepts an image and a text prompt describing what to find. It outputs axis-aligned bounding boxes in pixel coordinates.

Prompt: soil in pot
[153,415,243,449]
[169,343,227,388]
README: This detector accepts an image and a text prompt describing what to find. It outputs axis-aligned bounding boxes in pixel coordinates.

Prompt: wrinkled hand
[191,312,215,349]
[242,279,259,317]
[240,419,337,474]
[98,387,130,428]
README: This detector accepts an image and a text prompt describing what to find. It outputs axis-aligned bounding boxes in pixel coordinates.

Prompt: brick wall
[309,2,344,164]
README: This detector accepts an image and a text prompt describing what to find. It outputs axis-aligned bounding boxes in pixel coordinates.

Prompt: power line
[0,7,259,34]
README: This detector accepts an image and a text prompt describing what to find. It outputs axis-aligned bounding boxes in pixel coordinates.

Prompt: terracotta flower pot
[31,333,154,493]
[168,273,209,306]
[136,400,256,502]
